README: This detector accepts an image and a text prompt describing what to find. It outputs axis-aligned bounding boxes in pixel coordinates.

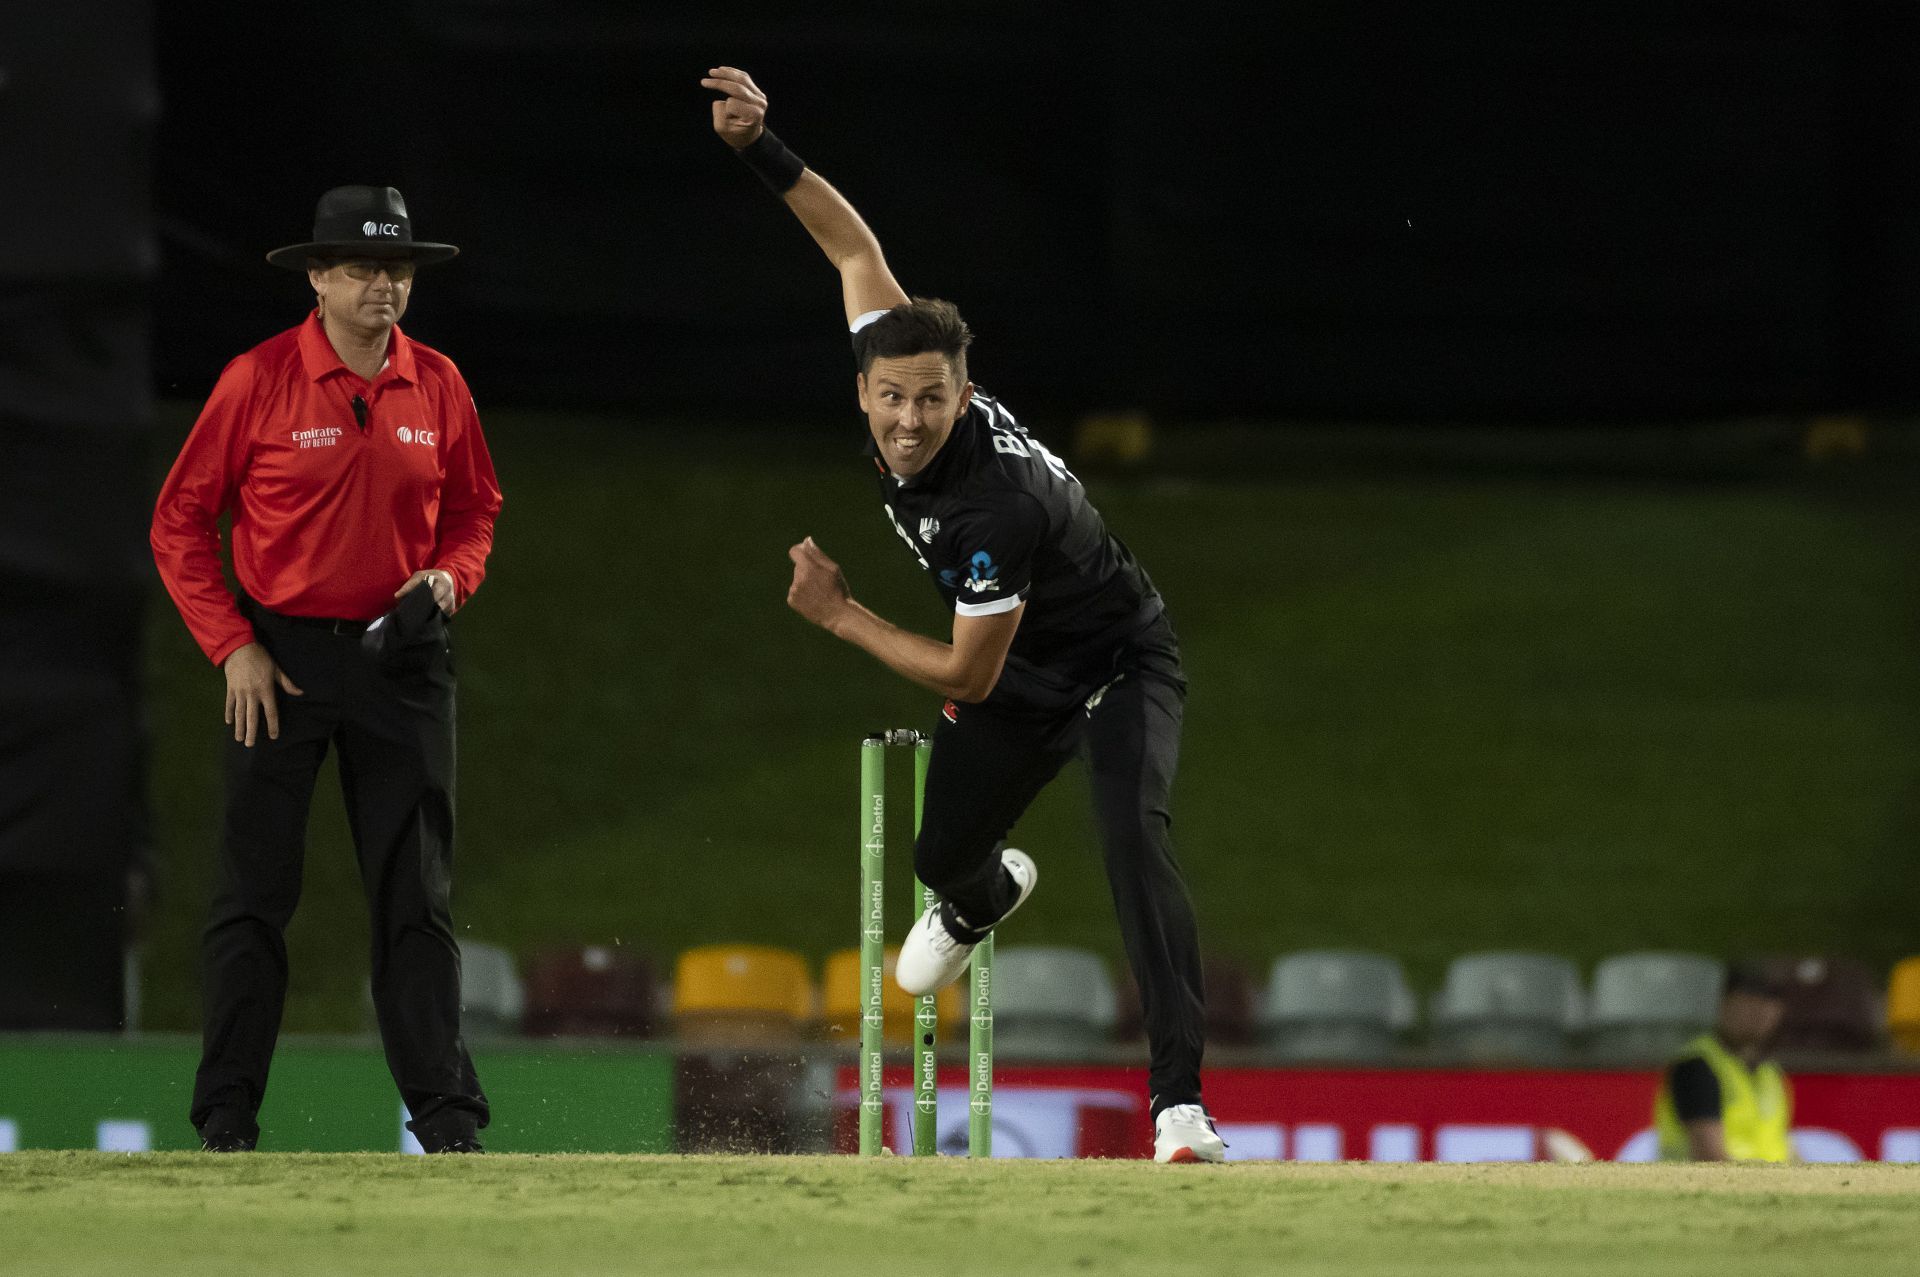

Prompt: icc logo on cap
[361,221,401,237]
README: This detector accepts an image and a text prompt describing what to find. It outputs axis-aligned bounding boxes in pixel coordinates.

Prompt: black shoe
[410,1123,484,1154]
[200,1131,255,1152]
[407,1107,486,1153]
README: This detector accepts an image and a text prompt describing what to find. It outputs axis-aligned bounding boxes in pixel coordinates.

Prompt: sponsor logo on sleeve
[964,551,1001,594]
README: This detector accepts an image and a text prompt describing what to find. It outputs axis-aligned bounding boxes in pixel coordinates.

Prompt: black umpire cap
[266,185,459,270]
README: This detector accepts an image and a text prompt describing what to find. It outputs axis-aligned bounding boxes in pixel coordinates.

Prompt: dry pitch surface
[3,1153,1915,1276]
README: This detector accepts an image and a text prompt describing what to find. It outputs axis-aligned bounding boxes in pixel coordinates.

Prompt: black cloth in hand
[362,583,448,674]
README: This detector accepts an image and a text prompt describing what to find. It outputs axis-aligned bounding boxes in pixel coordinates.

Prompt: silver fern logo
[919,517,940,544]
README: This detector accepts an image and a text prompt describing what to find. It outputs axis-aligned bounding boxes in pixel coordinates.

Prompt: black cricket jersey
[869,390,1168,712]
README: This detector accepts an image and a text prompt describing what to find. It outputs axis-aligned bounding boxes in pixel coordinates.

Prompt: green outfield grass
[139,411,1920,1031]
[4,1152,1918,1275]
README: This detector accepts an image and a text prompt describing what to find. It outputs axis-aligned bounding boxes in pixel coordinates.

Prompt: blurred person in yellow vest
[1654,962,1791,1161]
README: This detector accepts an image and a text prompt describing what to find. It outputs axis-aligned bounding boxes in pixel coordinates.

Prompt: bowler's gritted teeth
[886,431,930,471]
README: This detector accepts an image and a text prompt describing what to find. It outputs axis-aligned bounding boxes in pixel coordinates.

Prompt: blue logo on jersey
[964,551,1000,594]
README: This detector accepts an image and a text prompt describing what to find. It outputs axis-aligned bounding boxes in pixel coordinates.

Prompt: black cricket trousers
[190,602,488,1148]
[914,621,1206,1115]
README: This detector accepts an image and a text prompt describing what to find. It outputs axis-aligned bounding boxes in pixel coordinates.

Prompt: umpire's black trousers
[914,617,1206,1116]
[190,602,488,1149]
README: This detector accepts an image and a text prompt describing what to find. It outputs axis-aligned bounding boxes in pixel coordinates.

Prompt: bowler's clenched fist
[787,536,852,629]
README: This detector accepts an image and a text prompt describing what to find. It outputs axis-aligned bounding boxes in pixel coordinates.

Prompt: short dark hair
[1724,960,1787,1000]
[854,297,972,383]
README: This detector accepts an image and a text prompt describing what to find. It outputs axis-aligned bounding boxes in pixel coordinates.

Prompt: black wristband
[736,128,806,194]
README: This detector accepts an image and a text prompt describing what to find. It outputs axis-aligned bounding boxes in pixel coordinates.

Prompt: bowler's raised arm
[703,66,909,325]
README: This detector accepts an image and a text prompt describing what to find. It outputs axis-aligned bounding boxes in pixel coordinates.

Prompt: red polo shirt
[152,311,504,666]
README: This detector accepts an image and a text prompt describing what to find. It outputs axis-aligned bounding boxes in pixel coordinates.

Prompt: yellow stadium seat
[1887,957,1920,1055]
[821,947,963,1045]
[672,945,815,1045]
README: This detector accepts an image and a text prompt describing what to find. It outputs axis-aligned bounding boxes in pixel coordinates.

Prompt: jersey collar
[297,309,418,386]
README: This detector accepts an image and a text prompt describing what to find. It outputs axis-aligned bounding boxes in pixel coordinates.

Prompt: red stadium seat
[1115,953,1258,1048]
[521,945,659,1038]
[1748,954,1884,1055]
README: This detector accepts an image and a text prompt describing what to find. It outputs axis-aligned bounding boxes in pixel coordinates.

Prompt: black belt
[259,609,371,636]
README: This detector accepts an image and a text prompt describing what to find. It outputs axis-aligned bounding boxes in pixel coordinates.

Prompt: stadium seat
[361,939,527,1039]
[1114,953,1260,1047]
[1751,954,1884,1055]
[1430,952,1584,1063]
[1257,950,1414,1062]
[457,940,527,1040]
[989,945,1119,1058]
[819,947,963,1044]
[671,945,815,1045]
[521,945,659,1038]
[1887,957,1920,1055]
[1586,952,1723,1061]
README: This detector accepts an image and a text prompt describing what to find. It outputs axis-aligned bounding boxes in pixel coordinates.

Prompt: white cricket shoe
[1153,1104,1227,1164]
[895,848,1037,996]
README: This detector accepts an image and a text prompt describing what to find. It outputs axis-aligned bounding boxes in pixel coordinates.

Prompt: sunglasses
[328,259,417,282]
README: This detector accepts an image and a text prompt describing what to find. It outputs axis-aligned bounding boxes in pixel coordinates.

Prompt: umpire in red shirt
[151,186,503,1152]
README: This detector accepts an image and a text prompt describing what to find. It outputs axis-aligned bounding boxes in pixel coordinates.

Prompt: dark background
[153,1,1920,420]
[1,2,156,1026]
